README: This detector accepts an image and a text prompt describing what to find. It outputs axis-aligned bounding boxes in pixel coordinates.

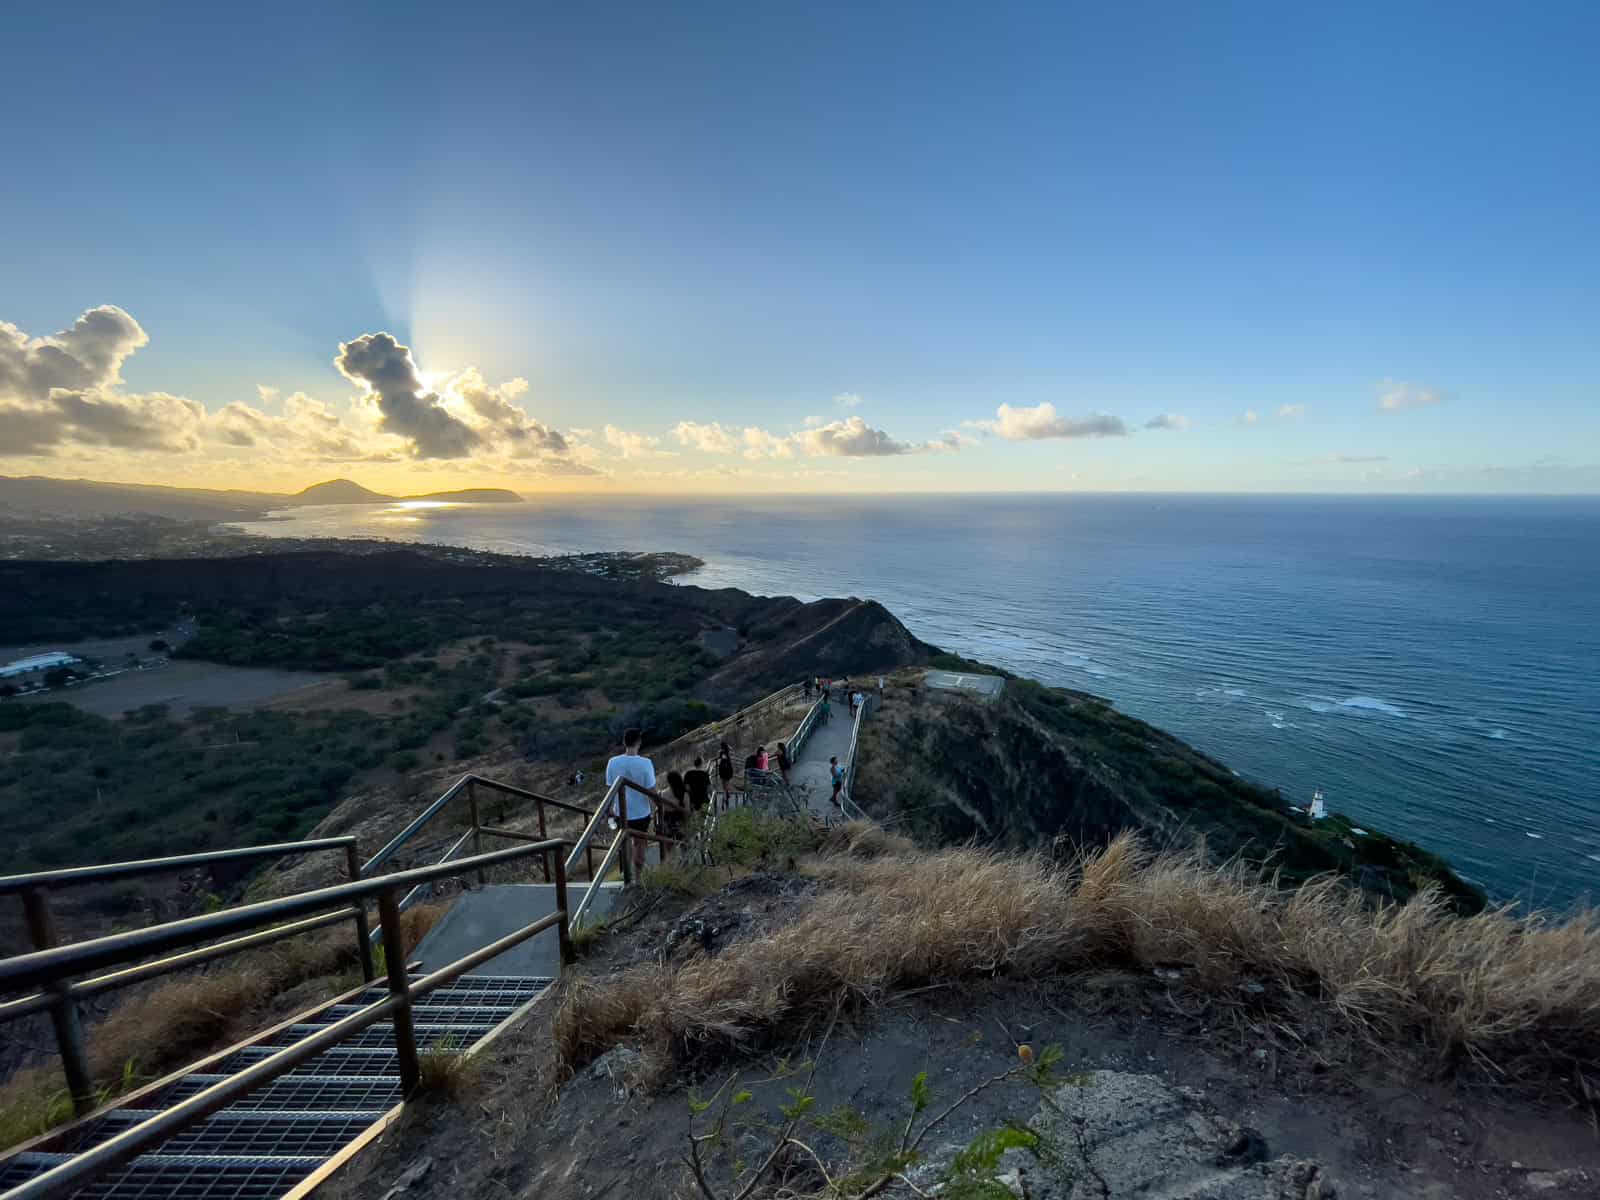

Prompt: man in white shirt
[606,727,659,877]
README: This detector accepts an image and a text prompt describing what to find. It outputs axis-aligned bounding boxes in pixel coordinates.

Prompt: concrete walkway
[412,882,623,977]
[788,707,855,820]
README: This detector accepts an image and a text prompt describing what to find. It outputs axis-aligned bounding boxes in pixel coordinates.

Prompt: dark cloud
[1144,412,1190,430]
[802,416,911,456]
[450,369,567,454]
[335,332,481,459]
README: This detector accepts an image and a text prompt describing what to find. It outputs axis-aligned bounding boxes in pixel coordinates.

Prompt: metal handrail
[0,839,571,1134]
[839,696,870,821]
[363,773,593,877]
[0,837,360,896]
[565,776,626,877]
[570,830,630,928]
[2,840,572,1200]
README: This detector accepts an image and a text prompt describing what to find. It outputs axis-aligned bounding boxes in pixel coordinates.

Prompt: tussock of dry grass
[818,820,916,860]
[0,900,447,1146]
[554,834,1600,1097]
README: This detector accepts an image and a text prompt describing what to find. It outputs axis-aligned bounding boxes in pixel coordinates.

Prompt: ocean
[237,493,1600,908]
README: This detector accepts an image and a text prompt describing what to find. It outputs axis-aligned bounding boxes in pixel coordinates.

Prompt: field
[22,660,331,717]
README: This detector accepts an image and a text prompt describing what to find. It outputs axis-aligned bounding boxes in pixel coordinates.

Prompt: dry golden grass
[0,900,447,1147]
[554,834,1600,1097]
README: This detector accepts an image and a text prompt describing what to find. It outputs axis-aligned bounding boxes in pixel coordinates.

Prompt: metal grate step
[269,1021,498,1051]
[326,1003,524,1022]
[220,1045,400,1075]
[356,976,550,1005]
[3,973,553,1198]
[0,1152,321,1199]
[69,1109,390,1158]
[158,1074,404,1113]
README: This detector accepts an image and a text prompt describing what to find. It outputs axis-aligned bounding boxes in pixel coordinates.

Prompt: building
[0,652,82,680]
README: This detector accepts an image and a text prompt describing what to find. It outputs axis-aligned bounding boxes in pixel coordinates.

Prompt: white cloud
[1376,379,1444,413]
[1,306,593,476]
[0,306,208,455]
[801,415,960,457]
[1277,403,1309,419]
[671,420,737,453]
[802,414,827,428]
[834,392,863,409]
[1144,412,1190,431]
[971,402,1127,441]
[742,426,796,459]
[602,424,675,459]
[1239,410,1260,426]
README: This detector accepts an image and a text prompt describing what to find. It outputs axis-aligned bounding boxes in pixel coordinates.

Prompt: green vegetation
[0,611,722,883]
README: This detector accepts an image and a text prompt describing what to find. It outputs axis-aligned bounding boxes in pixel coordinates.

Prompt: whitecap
[1588,855,1600,864]
[1296,696,1337,714]
[1264,709,1291,730]
[1486,728,1508,740]
[1483,817,1497,824]
[1525,832,1544,840]
[1222,687,1247,697]
[1337,696,1407,718]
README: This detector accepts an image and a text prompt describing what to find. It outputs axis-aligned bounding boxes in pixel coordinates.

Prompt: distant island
[293,480,523,505]
[0,474,522,522]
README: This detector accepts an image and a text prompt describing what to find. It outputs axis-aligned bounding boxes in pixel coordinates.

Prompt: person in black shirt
[716,743,735,805]
[685,757,713,810]
[775,741,791,783]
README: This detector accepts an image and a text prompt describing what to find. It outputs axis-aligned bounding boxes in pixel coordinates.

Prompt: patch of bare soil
[322,876,1600,1200]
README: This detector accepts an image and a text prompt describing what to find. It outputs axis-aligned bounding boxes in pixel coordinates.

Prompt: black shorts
[626,815,652,833]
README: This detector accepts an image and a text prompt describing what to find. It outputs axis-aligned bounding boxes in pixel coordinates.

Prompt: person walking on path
[606,727,663,877]
[819,694,832,724]
[685,756,712,812]
[852,688,865,717]
[775,741,791,783]
[829,756,844,807]
[662,769,692,852]
[755,745,769,771]
[716,742,735,806]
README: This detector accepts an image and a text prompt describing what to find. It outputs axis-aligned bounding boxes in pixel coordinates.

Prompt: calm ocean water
[239,494,1600,908]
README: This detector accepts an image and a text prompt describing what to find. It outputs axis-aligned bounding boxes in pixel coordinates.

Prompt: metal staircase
[0,974,547,1198]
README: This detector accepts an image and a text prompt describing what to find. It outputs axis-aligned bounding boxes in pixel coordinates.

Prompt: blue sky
[2,1,1596,492]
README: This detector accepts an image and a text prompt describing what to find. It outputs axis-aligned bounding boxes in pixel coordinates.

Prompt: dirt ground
[324,874,1600,1200]
[23,659,334,717]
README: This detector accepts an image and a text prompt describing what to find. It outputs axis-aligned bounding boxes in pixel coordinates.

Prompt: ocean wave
[1337,696,1408,718]
[1486,728,1509,740]
[1264,709,1292,730]
[1525,832,1544,840]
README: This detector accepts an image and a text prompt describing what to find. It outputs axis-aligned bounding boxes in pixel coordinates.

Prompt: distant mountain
[0,475,523,522]
[404,488,523,504]
[293,479,395,505]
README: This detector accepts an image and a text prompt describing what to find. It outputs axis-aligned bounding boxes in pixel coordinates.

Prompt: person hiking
[716,742,735,805]
[685,756,712,811]
[755,745,769,771]
[775,740,791,782]
[819,694,832,724]
[662,769,690,851]
[605,728,660,877]
[852,688,865,717]
[829,756,844,806]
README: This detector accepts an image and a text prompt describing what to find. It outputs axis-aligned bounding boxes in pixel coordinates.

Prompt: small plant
[415,1035,480,1098]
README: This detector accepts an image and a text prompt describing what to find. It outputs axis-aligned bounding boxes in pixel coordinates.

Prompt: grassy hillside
[857,663,1484,912]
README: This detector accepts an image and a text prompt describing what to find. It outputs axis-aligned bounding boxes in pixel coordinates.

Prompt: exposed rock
[587,1045,643,1098]
[1018,1070,1332,1198]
